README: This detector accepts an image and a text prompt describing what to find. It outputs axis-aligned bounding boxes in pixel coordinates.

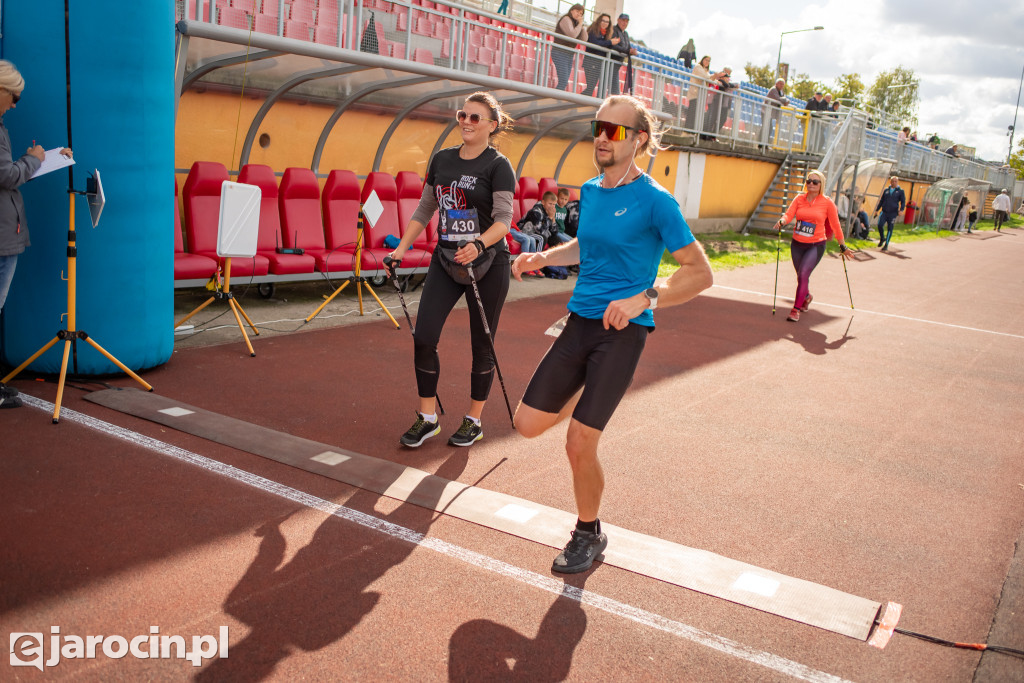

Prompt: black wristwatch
[474,238,486,255]
[644,287,659,310]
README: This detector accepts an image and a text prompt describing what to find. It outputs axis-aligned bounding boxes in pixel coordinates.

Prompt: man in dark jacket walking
[610,14,637,95]
[873,176,906,251]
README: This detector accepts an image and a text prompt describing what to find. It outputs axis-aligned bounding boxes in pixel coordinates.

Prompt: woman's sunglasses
[3,88,19,104]
[590,120,636,141]
[456,110,492,124]
[805,178,821,185]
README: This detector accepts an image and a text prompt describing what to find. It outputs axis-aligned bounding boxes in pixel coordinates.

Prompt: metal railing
[175,0,1017,190]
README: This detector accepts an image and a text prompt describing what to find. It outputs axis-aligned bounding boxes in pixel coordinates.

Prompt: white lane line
[21,395,852,683]
[711,285,1024,340]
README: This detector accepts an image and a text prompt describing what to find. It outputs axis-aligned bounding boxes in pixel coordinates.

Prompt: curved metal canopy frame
[181,49,282,93]
[371,86,481,173]
[555,129,591,182]
[311,75,435,174]
[515,113,595,179]
[238,65,369,169]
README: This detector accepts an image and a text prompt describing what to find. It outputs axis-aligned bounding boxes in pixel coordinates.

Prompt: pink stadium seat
[517,176,539,219]
[278,167,344,273]
[174,179,218,281]
[316,3,339,27]
[238,164,316,275]
[254,13,280,35]
[284,19,310,40]
[260,0,282,17]
[395,171,437,258]
[361,172,423,270]
[320,170,362,272]
[389,43,406,60]
[314,24,338,46]
[289,0,315,24]
[183,161,269,277]
[217,6,251,29]
[412,48,434,65]
[413,16,432,37]
[231,0,258,13]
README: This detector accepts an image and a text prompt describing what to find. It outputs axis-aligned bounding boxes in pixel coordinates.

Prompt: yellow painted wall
[698,156,779,218]
[175,91,680,196]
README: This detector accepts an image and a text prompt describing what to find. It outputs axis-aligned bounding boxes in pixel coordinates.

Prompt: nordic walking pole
[772,221,783,315]
[458,241,515,427]
[383,255,445,417]
[840,246,855,309]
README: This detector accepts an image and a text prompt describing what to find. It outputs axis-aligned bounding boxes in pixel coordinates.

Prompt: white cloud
[624,0,1024,161]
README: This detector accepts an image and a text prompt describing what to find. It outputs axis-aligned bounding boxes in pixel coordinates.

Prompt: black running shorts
[522,313,649,431]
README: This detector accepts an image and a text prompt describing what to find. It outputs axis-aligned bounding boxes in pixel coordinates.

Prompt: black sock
[575,518,599,534]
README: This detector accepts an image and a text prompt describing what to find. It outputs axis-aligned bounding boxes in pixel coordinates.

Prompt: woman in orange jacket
[774,169,854,322]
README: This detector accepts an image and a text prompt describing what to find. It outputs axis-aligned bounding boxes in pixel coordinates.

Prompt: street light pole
[776,26,824,79]
[1009,61,1023,164]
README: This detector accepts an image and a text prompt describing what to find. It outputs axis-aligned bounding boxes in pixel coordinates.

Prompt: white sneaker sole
[400,425,440,448]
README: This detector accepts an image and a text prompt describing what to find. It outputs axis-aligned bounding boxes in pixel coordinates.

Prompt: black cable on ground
[894,627,1024,658]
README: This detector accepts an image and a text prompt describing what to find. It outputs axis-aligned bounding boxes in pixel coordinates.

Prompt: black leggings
[413,249,511,402]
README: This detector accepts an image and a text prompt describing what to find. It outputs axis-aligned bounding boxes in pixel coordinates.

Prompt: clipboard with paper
[29,148,75,179]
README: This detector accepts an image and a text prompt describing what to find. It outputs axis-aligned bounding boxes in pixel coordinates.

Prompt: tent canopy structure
[919,178,991,230]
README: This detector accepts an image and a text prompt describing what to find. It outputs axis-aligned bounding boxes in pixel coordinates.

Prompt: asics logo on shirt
[614,208,627,216]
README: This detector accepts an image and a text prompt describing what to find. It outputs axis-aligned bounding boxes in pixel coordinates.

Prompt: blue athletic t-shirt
[568,173,695,327]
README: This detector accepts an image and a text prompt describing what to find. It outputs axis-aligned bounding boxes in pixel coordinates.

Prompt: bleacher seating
[320,169,364,273]
[517,176,539,218]
[361,172,427,269]
[537,177,558,198]
[279,167,348,273]
[238,163,317,275]
[395,170,438,255]
[183,160,270,277]
[174,179,218,281]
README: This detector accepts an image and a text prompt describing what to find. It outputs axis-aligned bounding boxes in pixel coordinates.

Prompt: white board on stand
[217,181,261,258]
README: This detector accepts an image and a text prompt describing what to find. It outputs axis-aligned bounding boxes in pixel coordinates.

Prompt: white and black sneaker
[399,412,440,447]
[0,383,22,409]
[447,417,482,447]
[552,529,608,574]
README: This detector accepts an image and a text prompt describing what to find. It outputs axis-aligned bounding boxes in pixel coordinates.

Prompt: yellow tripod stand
[306,212,400,328]
[174,257,260,356]
[3,193,153,423]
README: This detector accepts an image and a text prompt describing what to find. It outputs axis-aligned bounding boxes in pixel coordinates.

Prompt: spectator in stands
[0,60,71,409]
[763,78,788,146]
[992,188,1012,231]
[873,175,906,250]
[563,195,580,238]
[510,95,712,574]
[610,14,637,95]
[520,191,567,248]
[387,92,516,448]
[853,196,872,240]
[496,0,511,16]
[712,68,737,136]
[553,4,586,91]
[897,126,910,143]
[945,143,959,157]
[775,169,854,322]
[584,14,620,98]
[804,91,825,112]
[967,204,978,233]
[910,131,918,142]
[508,218,544,254]
[677,38,696,68]
[686,55,726,138]
[553,188,573,244]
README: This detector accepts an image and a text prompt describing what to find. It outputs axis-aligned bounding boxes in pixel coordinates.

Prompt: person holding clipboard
[0,60,72,408]
[386,92,515,447]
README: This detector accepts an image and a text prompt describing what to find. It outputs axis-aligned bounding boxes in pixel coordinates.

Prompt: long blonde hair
[805,169,826,193]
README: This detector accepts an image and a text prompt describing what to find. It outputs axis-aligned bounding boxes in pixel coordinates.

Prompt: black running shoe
[0,384,22,409]
[552,529,608,574]
[447,417,483,446]
[400,412,440,447]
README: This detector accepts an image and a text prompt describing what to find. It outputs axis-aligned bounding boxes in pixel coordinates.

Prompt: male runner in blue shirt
[511,95,713,573]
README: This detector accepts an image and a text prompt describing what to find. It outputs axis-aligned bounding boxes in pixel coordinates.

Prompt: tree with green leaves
[865,66,919,129]
[789,73,830,104]
[832,73,865,107]
[744,62,775,89]
[1009,136,1024,178]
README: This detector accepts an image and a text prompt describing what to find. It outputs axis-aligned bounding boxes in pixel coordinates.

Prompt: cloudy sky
[620,0,1024,162]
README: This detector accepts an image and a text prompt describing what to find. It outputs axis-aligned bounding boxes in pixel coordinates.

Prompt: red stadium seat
[289,0,315,24]
[217,6,251,29]
[361,172,424,270]
[284,19,310,40]
[537,177,558,198]
[278,167,345,273]
[314,24,338,46]
[174,179,218,281]
[254,13,279,35]
[395,171,436,259]
[183,161,269,277]
[517,176,539,218]
[412,48,434,65]
[320,170,362,273]
[238,164,316,275]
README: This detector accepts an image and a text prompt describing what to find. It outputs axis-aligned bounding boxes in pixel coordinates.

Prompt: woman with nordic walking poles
[774,169,854,322]
[385,92,516,448]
